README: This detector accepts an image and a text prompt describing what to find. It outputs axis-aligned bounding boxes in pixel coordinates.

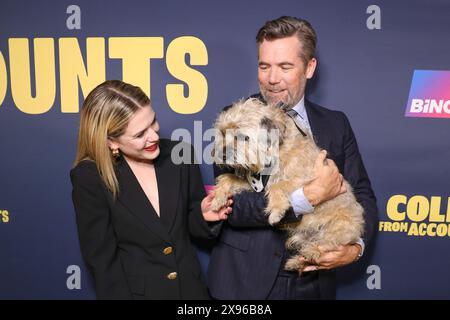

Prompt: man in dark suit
[207,16,378,299]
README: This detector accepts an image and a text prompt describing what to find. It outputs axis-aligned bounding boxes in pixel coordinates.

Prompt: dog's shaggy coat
[211,98,364,272]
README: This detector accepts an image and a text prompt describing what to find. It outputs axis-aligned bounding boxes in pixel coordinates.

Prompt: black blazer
[71,139,216,299]
[207,98,379,300]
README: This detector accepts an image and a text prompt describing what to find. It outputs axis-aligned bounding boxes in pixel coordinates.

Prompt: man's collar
[292,95,307,120]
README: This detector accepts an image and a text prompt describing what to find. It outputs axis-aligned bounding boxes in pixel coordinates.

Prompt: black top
[71,139,217,299]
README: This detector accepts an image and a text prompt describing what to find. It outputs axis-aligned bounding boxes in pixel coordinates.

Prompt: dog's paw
[267,211,283,225]
[284,256,302,272]
[301,246,322,262]
[266,189,290,225]
[211,193,228,211]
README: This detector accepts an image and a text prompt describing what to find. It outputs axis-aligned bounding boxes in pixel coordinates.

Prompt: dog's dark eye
[245,136,250,141]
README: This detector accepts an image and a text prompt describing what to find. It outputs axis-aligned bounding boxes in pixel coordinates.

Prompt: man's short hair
[256,16,317,66]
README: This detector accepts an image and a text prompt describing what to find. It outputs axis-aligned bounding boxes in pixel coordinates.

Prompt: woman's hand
[201,191,232,222]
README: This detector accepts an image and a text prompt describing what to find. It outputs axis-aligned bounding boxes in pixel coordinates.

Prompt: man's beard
[261,87,296,108]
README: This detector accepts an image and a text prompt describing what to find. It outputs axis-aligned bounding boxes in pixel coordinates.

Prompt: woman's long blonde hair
[74,80,150,198]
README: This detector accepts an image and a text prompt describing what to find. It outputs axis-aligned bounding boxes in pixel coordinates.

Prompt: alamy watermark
[171,121,281,174]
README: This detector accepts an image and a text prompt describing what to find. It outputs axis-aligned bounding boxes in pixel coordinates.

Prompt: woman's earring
[111,148,120,158]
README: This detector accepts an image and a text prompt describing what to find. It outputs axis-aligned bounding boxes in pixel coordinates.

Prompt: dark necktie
[285,108,308,137]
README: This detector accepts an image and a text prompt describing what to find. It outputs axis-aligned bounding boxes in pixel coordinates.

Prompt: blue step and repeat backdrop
[1,0,449,299]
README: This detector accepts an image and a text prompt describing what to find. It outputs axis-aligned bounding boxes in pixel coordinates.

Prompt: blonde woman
[71,80,230,299]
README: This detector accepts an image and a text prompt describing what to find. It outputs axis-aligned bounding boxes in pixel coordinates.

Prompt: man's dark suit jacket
[71,139,215,299]
[207,98,378,300]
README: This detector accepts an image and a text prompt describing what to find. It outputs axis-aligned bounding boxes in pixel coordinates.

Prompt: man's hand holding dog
[300,244,363,272]
[303,150,346,207]
[300,150,361,271]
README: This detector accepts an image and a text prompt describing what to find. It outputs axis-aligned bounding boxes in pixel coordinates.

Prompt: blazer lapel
[116,157,171,242]
[154,140,180,234]
[305,99,345,171]
[305,99,327,149]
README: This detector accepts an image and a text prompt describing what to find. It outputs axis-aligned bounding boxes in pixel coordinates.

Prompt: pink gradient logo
[204,185,214,194]
[405,70,450,118]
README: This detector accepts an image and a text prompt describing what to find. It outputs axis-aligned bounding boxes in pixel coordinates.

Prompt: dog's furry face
[213,98,287,174]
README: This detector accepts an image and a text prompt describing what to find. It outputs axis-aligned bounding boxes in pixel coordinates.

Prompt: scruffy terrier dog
[211,98,365,272]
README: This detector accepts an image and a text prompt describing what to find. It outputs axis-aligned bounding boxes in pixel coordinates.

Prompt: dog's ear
[261,114,286,133]
[260,116,275,131]
[260,116,284,145]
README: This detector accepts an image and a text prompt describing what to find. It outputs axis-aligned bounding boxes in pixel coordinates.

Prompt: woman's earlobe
[107,138,119,150]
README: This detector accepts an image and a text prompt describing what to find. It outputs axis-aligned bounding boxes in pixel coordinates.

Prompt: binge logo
[405,70,450,118]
